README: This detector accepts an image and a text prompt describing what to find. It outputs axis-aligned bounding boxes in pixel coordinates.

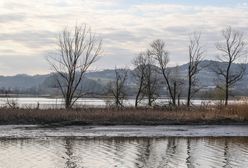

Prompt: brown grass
[0,104,248,125]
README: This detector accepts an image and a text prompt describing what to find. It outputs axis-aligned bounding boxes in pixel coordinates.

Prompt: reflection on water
[0,137,248,168]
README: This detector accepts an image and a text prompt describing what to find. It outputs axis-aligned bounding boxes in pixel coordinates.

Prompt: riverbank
[1,125,248,138]
[0,104,248,126]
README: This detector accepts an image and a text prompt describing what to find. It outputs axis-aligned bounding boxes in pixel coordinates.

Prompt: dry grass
[0,104,248,125]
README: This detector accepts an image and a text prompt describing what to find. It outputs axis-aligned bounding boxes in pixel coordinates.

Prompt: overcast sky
[0,0,248,75]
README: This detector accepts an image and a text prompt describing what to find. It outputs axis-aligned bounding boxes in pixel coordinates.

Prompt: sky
[0,0,248,75]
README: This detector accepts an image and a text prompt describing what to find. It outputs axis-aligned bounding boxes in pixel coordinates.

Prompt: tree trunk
[135,79,143,108]
[177,94,180,106]
[225,61,231,106]
[173,82,176,105]
[162,71,175,106]
[65,97,71,109]
[148,95,152,106]
[225,84,228,106]
[187,76,191,107]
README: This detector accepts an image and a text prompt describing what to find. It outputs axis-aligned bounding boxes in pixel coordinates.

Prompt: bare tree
[107,68,128,108]
[187,33,205,107]
[132,52,148,107]
[48,24,102,109]
[150,39,177,105]
[214,27,247,106]
[143,50,159,107]
[171,65,184,106]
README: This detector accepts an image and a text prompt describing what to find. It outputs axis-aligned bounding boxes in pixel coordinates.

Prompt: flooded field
[0,97,245,109]
[0,137,247,168]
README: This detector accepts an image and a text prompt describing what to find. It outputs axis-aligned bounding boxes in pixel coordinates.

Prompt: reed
[0,104,247,125]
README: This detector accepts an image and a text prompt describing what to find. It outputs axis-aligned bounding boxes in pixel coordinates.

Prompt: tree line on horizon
[48,24,247,109]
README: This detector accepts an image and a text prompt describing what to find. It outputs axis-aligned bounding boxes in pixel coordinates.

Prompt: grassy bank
[0,104,248,125]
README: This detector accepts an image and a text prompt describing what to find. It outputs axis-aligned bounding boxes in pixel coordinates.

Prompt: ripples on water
[0,137,247,168]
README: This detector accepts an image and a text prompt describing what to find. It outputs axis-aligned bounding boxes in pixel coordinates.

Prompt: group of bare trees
[109,51,159,108]
[132,50,159,107]
[107,68,128,108]
[151,40,176,106]
[131,33,205,107]
[131,27,247,108]
[48,24,247,109]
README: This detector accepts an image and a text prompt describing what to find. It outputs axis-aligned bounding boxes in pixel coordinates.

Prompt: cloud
[0,0,248,75]
[0,54,50,75]
[0,13,26,23]
[102,30,143,43]
[93,47,136,70]
[0,31,56,48]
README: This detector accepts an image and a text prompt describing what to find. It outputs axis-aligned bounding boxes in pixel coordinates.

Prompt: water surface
[0,97,245,108]
[0,137,247,168]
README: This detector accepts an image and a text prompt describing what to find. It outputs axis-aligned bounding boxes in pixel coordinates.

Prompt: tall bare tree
[150,39,176,105]
[187,33,205,107]
[132,52,148,107]
[107,68,128,108]
[143,50,159,106]
[214,27,246,106]
[48,24,102,109]
[171,65,184,106]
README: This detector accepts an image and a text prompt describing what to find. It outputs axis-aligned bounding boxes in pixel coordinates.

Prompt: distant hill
[0,74,49,90]
[0,60,247,97]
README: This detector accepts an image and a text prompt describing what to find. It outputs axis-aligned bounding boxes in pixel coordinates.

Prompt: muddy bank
[1,125,248,139]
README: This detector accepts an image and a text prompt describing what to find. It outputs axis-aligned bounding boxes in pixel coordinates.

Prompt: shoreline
[28,120,248,127]
[1,116,248,126]
[1,125,248,139]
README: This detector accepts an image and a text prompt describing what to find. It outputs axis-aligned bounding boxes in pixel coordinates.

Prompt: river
[0,125,248,168]
[0,137,247,168]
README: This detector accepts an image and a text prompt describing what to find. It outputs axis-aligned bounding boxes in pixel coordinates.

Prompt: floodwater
[0,137,248,168]
[0,125,248,168]
[0,97,245,109]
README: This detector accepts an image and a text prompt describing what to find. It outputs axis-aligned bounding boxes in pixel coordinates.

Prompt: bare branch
[187,32,205,107]
[214,27,247,105]
[107,68,128,108]
[150,39,176,105]
[47,24,102,109]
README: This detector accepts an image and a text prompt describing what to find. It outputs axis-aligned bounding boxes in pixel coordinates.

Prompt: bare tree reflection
[64,138,78,168]
[186,139,195,168]
[223,139,230,168]
[160,138,177,167]
[111,138,128,166]
[135,138,151,168]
